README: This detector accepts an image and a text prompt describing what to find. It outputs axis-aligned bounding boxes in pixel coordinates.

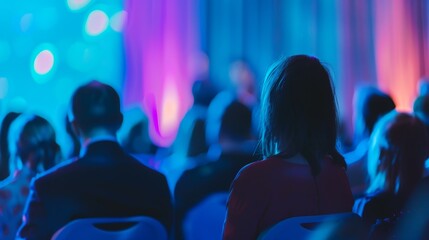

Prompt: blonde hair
[367,111,429,197]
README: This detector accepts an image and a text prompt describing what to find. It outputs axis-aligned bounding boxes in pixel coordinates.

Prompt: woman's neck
[275,152,308,165]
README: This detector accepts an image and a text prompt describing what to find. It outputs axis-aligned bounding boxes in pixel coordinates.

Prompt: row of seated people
[1,55,429,239]
[0,82,172,240]
[0,78,259,239]
[174,56,429,239]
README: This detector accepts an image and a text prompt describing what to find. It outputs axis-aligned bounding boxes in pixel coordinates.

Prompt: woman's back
[0,167,34,240]
[0,114,60,240]
[223,55,353,240]
[223,154,353,239]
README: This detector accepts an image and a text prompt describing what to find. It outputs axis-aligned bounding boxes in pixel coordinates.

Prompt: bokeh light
[110,11,127,32]
[0,78,9,99]
[34,50,54,75]
[67,0,92,11]
[31,44,57,84]
[85,10,109,36]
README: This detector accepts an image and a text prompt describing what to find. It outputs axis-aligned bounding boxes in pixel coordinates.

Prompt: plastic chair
[258,212,362,240]
[183,192,229,240]
[51,216,167,240]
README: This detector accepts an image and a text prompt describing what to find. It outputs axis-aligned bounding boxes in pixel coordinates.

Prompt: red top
[223,155,354,240]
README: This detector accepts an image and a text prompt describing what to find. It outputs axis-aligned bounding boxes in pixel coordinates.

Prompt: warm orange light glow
[160,80,180,137]
[374,1,421,111]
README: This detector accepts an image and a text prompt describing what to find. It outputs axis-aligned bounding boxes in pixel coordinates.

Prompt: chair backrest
[183,192,229,240]
[51,216,167,240]
[258,212,362,240]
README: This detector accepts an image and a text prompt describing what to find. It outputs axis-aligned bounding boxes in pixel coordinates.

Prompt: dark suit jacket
[17,141,173,240]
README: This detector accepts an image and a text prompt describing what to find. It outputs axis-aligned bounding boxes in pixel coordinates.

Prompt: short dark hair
[261,55,345,175]
[220,101,252,141]
[71,80,122,134]
[362,91,396,134]
[413,94,429,124]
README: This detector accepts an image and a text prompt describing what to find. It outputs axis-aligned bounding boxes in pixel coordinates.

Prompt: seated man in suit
[17,81,173,239]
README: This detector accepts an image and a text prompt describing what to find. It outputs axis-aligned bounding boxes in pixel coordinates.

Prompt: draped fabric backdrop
[124,0,201,146]
[124,0,429,144]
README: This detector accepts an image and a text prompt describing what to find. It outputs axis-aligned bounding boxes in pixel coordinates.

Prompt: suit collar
[81,141,124,161]
[80,136,118,157]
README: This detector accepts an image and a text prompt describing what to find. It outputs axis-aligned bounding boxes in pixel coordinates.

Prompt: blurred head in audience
[123,116,157,155]
[69,80,123,140]
[204,92,254,159]
[218,101,252,149]
[413,94,429,126]
[10,114,60,172]
[260,55,345,175]
[367,112,429,198]
[413,95,429,156]
[229,59,258,106]
[0,112,21,179]
[192,79,217,107]
[418,78,429,96]
[353,87,396,143]
[65,113,80,158]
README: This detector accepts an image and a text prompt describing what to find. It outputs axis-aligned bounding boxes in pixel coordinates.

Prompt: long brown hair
[16,115,61,171]
[260,55,345,175]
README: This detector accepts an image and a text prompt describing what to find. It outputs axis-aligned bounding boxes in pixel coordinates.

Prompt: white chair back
[51,216,167,240]
[258,212,361,240]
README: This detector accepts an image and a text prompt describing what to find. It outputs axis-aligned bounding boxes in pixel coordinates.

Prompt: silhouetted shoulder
[32,158,78,188]
[125,153,167,180]
[232,159,272,183]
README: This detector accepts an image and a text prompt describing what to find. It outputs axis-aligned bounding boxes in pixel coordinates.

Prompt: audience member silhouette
[413,94,429,178]
[174,100,256,240]
[413,94,429,136]
[120,107,161,170]
[159,80,218,191]
[172,79,218,159]
[64,113,80,158]
[418,78,429,96]
[121,109,157,156]
[229,59,259,107]
[223,55,353,239]
[0,114,60,240]
[192,79,217,108]
[353,112,429,238]
[229,59,260,139]
[345,87,396,196]
[395,174,429,239]
[352,87,396,143]
[17,81,173,239]
[0,112,22,181]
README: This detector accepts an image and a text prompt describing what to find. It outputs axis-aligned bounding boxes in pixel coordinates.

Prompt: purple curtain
[124,0,429,143]
[124,0,201,146]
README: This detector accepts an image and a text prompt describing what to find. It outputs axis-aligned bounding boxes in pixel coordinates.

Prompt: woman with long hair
[0,114,61,240]
[223,55,353,239]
